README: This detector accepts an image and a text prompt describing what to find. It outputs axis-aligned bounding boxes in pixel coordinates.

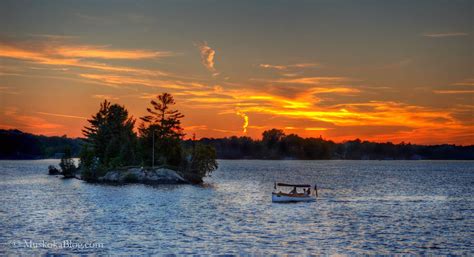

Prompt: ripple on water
[0,159,473,255]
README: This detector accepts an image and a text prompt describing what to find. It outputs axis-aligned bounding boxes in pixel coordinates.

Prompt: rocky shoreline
[97,167,188,184]
[50,166,192,184]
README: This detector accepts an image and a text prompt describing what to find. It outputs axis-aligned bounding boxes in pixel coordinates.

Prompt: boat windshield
[276,183,311,187]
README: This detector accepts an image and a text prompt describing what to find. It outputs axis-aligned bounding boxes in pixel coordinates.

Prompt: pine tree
[139,93,185,167]
[81,100,138,173]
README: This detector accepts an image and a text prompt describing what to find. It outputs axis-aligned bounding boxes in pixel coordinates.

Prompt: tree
[262,129,285,148]
[262,129,285,158]
[78,144,99,181]
[59,147,76,178]
[139,93,185,167]
[81,100,138,173]
[280,134,304,158]
[140,93,184,139]
[183,143,218,183]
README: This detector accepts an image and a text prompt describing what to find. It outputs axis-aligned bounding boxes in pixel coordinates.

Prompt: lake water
[0,160,473,255]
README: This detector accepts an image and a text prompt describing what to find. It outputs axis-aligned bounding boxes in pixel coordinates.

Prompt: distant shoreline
[2,129,474,160]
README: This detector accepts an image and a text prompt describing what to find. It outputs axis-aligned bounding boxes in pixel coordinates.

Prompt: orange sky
[0,1,473,145]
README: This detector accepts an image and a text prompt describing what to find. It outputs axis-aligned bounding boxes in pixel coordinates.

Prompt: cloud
[305,127,328,131]
[185,125,208,131]
[259,64,286,70]
[214,84,470,144]
[1,107,62,131]
[79,73,203,90]
[196,42,218,75]
[194,84,467,135]
[261,76,348,85]
[180,81,359,112]
[36,111,87,120]
[0,40,171,76]
[259,63,319,70]
[422,32,469,38]
[451,78,474,87]
[212,128,241,134]
[29,34,79,40]
[92,94,120,100]
[55,45,173,59]
[308,101,458,128]
[306,87,360,94]
[433,79,474,94]
[236,111,249,133]
[433,90,474,94]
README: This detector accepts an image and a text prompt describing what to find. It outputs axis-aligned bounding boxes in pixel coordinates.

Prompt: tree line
[0,129,82,159]
[186,129,474,160]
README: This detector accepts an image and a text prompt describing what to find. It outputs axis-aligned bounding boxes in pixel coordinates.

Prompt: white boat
[272,193,315,202]
[272,183,318,203]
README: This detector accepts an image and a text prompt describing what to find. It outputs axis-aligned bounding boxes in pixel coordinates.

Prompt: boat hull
[272,193,316,203]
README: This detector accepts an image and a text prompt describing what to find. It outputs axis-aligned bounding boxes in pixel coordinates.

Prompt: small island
[49,92,218,185]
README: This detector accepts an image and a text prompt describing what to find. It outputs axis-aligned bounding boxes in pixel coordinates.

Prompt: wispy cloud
[29,33,78,40]
[56,45,173,59]
[0,40,171,76]
[79,73,203,90]
[433,79,474,94]
[433,90,474,94]
[185,125,208,131]
[422,32,469,38]
[265,76,348,85]
[196,42,218,75]
[92,94,120,100]
[1,107,62,131]
[36,111,87,120]
[259,64,286,70]
[259,63,319,70]
[305,127,328,131]
[451,78,474,87]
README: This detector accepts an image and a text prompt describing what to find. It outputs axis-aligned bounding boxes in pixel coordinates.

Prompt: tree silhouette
[140,93,184,140]
[262,129,285,148]
[81,100,137,172]
[139,93,185,166]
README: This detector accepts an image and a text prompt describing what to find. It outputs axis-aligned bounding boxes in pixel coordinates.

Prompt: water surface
[0,160,473,254]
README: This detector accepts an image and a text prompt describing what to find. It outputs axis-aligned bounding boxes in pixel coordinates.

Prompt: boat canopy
[276,183,311,187]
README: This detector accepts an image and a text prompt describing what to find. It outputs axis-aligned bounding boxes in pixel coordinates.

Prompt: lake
[0,160,473,255]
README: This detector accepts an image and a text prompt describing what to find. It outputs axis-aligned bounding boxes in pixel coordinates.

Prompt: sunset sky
[0,0,472,145]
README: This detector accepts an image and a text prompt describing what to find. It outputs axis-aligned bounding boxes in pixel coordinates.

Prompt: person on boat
[306,187,311,195]
[289,186,297,194]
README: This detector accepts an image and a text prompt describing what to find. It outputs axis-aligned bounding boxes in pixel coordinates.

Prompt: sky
[0,0,472,145]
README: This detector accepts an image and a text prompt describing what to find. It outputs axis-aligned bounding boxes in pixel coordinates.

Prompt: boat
[272,183,318,203]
